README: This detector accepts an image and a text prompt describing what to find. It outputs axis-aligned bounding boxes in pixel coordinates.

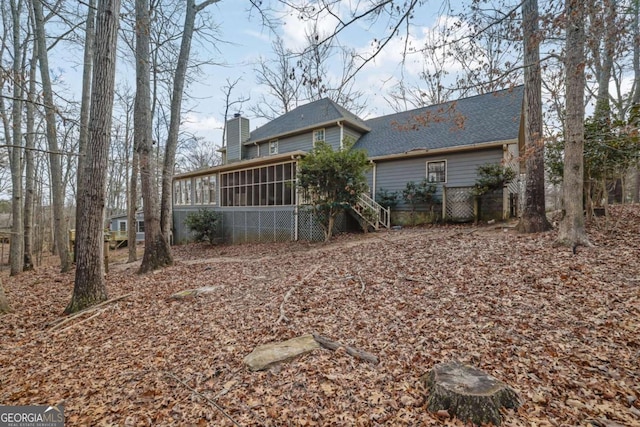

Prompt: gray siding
[240,124,365,162]
[269,132,312,153]
[243,124,345,158]
[324,126,341,150]
[374,148,503,209]
[245,144,259,159]
[364,170,374,194]
[447,148,503,186]
[108,215,145,242]
[226,116,250,162]
[343,126,364,145]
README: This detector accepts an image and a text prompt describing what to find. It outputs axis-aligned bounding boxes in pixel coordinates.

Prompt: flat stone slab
[243,334,321,371]
[169,286,219,300]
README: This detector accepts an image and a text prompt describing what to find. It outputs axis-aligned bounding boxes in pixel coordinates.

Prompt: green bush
[402,179,437,225]
[473,164,516,196]
[184,209,222,244]
[376,189,399,209]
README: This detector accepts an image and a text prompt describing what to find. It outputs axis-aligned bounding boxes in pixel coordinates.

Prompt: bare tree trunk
[160,0,219,241]
[127,102,138,263]
[632,0,640,202]
[32,0,71,272]
[127,152,139,262]
[66,0,121,314]
[0,278,10,314]
[24,36,38,272]
[517,0,551,234]
[74,0,96,262]
[592,0,616,119]
[136,0,172,273]
[160,0,195,240]
[557,0,591,248]
[9,0,24,276]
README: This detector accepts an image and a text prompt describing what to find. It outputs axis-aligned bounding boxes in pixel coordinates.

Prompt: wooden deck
[69,229,129,250]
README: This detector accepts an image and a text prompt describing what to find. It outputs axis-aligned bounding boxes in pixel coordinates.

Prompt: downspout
[337,121,344,149]
[371,161,377,198]
[502,144,510,220]
[293,154,300,241]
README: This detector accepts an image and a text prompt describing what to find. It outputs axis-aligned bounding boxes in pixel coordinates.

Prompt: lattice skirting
[444,187,475,222]
[173,207,347,244]
[221,209,295,244]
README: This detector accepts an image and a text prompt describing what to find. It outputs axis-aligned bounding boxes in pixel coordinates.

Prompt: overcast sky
[46,2,469,148]
[147,2,447,146]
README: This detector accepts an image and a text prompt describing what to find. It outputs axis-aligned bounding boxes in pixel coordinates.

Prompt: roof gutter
[173,150,307,180]
[368,139,518,162]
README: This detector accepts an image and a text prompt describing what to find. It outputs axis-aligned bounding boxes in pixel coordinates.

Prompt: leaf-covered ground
[1,205,639,426]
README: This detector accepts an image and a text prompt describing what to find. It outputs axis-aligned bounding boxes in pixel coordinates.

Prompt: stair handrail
[357,193,390,229]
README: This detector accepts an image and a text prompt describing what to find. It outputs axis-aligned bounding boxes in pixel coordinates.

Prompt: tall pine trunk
[32,0,71,272]
[556,0,591,248]
[136,0,172,273]
[66,0,121,313]
[517,0,551,233]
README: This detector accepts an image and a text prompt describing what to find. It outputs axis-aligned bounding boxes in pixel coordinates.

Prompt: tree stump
[422,361,521,426]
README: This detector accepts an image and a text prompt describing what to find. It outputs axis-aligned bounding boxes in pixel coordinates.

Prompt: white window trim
[269,139,278,155]
[426,159,447,184]
[313,128,325,147]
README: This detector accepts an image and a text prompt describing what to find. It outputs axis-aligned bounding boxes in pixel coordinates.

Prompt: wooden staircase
[350,193,391,231]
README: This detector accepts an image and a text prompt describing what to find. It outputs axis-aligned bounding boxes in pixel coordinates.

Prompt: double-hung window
[313,129,325,146]
[269,139,278,155]
[427,160,447,183]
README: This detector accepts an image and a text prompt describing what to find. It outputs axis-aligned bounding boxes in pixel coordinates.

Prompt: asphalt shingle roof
[353,85,524,157]
[247,98,370,143]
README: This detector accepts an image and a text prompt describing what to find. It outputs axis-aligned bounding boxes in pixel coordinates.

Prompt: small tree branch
[312,333,379,364]
[276,265,320,324]
[164,371,241,427]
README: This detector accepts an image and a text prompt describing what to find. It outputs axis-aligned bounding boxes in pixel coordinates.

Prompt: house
[107,211,145,248]
[172,86,524,244]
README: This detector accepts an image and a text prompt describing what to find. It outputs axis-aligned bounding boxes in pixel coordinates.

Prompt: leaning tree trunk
[32,0,71,272]
[557,0,591,248]
[136,0,173,273]
[517,0,551,234]
[66,0,121,314]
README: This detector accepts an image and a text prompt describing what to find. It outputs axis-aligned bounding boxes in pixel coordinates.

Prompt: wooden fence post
[442,186,447,221]
[104,241,109,274]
